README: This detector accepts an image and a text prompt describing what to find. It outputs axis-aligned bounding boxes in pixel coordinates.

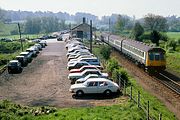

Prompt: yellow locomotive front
[146,48,166,72]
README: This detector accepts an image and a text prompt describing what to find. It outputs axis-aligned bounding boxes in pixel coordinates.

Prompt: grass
[167,32,180,40]
[166,52,180,74]
[0,34,43,40]
[0,100,146,120]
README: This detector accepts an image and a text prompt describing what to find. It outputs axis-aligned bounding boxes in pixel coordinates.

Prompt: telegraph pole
[90,20,93,53]
[18,23,23,51]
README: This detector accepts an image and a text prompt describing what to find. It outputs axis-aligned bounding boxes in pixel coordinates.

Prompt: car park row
[66,38,120,97]
[7,40,47,74]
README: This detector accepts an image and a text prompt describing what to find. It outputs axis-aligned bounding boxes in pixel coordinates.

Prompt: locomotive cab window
[154,53,160,60]
[149,53,154,60]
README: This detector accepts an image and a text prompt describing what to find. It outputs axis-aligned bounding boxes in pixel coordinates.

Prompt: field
[167,32,180,39]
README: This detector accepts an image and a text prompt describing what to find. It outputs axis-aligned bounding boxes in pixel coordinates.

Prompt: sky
[0,0,180,19]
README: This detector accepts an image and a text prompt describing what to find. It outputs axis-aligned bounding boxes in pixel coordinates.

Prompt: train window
[160,53,165,60]
[155,54,160,60]
[149,53,154,60]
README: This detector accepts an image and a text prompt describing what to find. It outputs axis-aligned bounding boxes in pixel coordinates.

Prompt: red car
[70,65,102,73]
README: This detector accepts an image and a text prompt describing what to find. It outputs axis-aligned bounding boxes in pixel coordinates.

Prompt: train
[100,33,166,73]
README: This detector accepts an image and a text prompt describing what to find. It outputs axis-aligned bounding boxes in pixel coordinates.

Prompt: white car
[75,74,99,84]
[69,78,120,96]
[66,49,90,57]
[68,69,108,84]
[68,54,94,62]
[67,51,92,60]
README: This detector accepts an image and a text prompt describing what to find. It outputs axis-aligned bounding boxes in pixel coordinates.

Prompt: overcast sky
[0,0,180,19]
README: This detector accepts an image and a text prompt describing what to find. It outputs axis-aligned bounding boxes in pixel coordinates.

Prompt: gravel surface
[111,49,180,119]
[0,39,120,108]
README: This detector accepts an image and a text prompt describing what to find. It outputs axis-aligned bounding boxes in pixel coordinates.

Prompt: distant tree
[114,15,131,33]
[24,17,41,34]
[144,14,168,46]
[41,17,59,33]
[132,22,144,41]
[144,14,168,32]
[0,8,6,22]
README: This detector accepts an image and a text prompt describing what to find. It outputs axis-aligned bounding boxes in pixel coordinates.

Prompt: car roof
[9,60,19,63]
[16,56,24,58]
[20,52,29,54]
[85,78,110,82]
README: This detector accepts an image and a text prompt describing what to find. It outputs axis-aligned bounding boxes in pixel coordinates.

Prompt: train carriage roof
[123,39,165,52]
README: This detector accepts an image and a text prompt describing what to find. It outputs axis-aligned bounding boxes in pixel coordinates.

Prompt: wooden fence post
[118,74,121,88]
[130,85,132,100]
[138,91,140,108]
[147,101,149,120]
[159,113,162,120]
[124,79,126,95]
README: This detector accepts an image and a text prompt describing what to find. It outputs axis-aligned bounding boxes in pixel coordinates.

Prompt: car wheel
[104,90,112,96]
[76,90,84,97]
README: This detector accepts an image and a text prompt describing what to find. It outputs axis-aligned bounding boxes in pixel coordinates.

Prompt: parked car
[67,61,90,71]
[68,54,94,62]
[69,78,120,96]
[16,56,27,67]
[70,65,102,73]
[68,52,93,61]
[75,74,99,84]
[26,48,37,57]
[8,60,22,74]
[57,36,63,41]
[68,57,101,66]
[1,38,13,42]
[67,46,89,53]
[66,49,90,57]
[20,52,32,63]
[68,69,108,84]
[34,44,42,51]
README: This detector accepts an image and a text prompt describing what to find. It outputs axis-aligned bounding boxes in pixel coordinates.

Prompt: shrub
[106,58,119,76]
[99,45,111,60]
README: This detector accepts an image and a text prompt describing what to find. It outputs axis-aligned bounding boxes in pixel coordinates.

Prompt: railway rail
[155,72,180,95]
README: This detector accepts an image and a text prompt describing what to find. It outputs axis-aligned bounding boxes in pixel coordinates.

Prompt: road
[0,39,120,107]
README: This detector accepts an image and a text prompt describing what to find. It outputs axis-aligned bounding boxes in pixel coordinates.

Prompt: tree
[144,14,168,32]
[0,8,6,22]
[132,22,144,41]
[114,15,131,33]
[144,14,168,46]
[150,30,161,46]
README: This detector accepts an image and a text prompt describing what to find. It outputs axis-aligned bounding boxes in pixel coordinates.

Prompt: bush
[165,40,177,51]
[106,58,119,76]
[99,45,111,60]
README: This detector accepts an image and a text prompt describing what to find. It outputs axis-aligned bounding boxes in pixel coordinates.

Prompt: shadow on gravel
[72,92,122,100]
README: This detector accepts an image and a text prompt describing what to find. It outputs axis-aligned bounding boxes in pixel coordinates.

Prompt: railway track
[155,72,180,95]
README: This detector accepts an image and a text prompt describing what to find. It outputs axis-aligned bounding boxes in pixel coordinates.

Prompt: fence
[118,74,163,120]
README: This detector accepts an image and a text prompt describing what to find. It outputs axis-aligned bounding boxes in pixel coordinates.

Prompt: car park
[8,60,22,74]
[69,78,120,96]
[68,69,108,84]
[57,35,63,41]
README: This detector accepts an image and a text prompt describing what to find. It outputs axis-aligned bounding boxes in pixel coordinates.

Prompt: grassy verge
[0,100,146,120]
[166,52,180,75]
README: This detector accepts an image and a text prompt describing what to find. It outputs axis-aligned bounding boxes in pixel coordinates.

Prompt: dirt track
[0,39,120,107]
